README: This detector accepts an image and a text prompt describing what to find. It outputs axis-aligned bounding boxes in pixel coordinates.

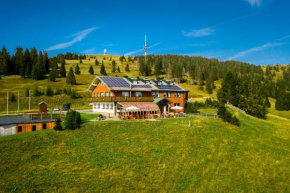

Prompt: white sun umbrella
[171,106,183,110]
[126,106,140,110]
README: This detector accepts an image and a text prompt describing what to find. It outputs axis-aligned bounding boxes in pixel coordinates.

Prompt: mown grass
[0,111,290,192]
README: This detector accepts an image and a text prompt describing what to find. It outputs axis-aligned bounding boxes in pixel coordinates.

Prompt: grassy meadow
[1,109,290,192]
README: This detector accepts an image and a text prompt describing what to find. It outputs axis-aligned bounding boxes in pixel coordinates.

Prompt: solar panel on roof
[99,77,130,87]
[156,85,181,90]
[132,85,152,88]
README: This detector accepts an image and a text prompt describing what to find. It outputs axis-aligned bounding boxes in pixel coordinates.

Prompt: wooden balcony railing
[87,97,154,102]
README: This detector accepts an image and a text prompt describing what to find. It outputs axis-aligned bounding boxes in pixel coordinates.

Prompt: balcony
[87,97,154,102]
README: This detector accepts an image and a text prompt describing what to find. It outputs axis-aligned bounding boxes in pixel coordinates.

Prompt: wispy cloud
[80,48,96,55]
[245,0,262,7]
[182,28,214,37]
[46,27,97,51]
[103,43,113,47]
[124,43,160,56]
[182,11,262,38]
[227,42,285,60]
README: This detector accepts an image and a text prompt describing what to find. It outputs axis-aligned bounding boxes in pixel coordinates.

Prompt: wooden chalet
[87,76,189,119]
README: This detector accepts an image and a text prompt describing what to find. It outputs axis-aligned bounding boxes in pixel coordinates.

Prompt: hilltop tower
[144,35,147,60]
[104,49,107,55]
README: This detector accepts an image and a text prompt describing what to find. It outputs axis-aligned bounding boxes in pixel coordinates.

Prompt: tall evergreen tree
[14,47,24,76]
[43,51,50,74]
[60,58,66,77]
[48,61,58,82]
[75,63,81,75]
[88,65,94,75]
[100,63,107,75]
[111,60,116,72]
[125,63,130,72]
[66,67,76,85]
[95,58,99,65]
[23,48,31,78]
[117,66,120,73]
[0,46,10,76]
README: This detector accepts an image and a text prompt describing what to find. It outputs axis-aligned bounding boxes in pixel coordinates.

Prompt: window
[145,80,150,84]
[100,92,104,97]
[98,103,100,109]
[109,92,113,97]
[136,92,142,97]
[155,92,160,97]
[103,104,105,109]
[158,81,162,85]
[110,104,113,109]
[32,125,36,131]
[18,126,22,132]
[107,104,109,109]
[174,92,181,98]
[122,92,129,97]
[97,93,99,97]
[94,93,96,97]
[164,92,171,98]
[133,80,138,84]
[43,124,46,130]
[93,104,96,109]
[105,92,109,97]
[152,92,156,97]
[174,103,181,106]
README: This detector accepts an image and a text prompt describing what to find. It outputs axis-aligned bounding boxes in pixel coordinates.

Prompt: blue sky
[0,0,290,65]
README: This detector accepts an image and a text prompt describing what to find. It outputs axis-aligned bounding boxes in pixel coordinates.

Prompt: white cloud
[46,27,97,51]
[80,48,96,54]
[182,28,214,37]
[227,42,285,60]
[124,43,160,56]
[245,0,262,7]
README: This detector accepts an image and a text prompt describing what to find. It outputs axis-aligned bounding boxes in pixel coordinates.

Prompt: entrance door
[163,105,167,115]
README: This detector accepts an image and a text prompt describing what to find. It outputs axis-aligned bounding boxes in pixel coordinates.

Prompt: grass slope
[0,111,290,192]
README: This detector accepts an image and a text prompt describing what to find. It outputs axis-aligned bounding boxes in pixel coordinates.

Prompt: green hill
[0,109,290,192]
[0,55,216,113]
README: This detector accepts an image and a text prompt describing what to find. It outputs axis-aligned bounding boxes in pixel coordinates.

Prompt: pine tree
[46,86,54,96]
[43,51,50,74]
[125,63,130,72]
[100,63,107,75]
[80,59,82,63]
[117,66,120,73]
[206,79,213,94]
[25,88,29,97]
[14,47,24,77]
[88,65,94,75]
[64,110,81,130]
[154,58,162,77]
[33,85,41,97]
[60,58,66,77]
[9,93,16,102]
[53,116,62,131]
[95,58,99,65]
[111,60,116,72]
[66,67,76,85]
[23,48,31,78]
[75,64,81,75]
[48,61,58,82]
[264,97,271,108]
[0,46,10,76]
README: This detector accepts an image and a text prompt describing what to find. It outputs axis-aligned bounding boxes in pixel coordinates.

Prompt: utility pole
[7,91,9,115]
[29,90,31,112]
[18,91,20,114]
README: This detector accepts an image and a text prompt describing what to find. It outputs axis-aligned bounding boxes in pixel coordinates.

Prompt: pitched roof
[0,116,56,126]
[87,76,188,92]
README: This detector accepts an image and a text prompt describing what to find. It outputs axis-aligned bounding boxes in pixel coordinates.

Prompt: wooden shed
[39,101,47,113]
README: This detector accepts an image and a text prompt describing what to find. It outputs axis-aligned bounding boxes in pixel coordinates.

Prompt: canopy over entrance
[118,102,160,111]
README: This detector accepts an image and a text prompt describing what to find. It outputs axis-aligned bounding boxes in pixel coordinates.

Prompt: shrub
[46,86,54,96]
[9,93,16,102]
[53,116,63,131]
[64,110,81,130]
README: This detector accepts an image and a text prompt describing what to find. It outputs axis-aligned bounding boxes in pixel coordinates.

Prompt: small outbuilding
[39,101,48,113]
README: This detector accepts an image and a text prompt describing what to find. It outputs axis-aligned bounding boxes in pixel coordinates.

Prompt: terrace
[87,97,154,102]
